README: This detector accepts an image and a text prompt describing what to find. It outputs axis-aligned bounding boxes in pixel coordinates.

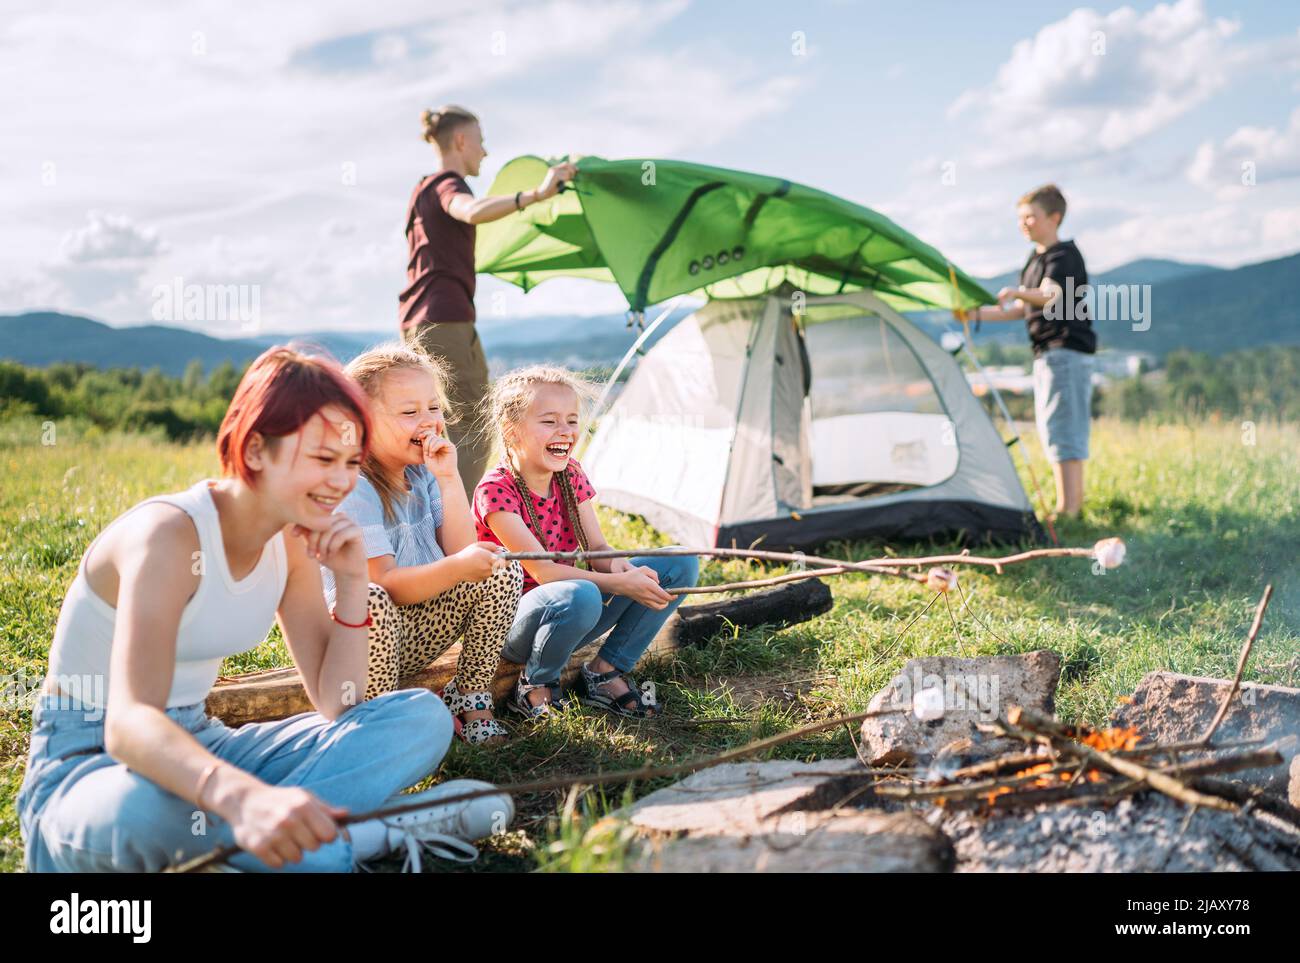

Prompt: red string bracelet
[330,606,373,629]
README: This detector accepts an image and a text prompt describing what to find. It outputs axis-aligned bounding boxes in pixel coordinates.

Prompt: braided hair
[509,464,589,554]
[488,365,598,560]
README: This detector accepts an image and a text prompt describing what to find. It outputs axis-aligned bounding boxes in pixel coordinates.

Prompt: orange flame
[1081,726,1142,752]
[952,727,1147,807]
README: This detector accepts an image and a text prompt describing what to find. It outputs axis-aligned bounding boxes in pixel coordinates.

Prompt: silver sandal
[510,673,572,719]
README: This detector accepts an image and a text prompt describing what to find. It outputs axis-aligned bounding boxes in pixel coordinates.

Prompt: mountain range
[2,253,1296,376]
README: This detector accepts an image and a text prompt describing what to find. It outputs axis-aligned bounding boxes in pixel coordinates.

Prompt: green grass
[2,415,1298,872]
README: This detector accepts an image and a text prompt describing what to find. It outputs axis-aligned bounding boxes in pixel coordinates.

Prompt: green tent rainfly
[475,155,994,314]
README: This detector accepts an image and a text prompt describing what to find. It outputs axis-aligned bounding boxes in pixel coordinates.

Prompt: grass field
[2,415,1299,872]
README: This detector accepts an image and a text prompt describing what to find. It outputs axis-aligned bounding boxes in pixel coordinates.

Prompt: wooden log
[666,576,832,646]
[205,578,834,727]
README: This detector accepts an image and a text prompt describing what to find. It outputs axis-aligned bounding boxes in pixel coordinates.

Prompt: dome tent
[581,287,1040,549]
[476,155,1044,549]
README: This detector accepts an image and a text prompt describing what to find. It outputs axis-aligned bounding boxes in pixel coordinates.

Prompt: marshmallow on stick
[1093,537,1127,570]
[926,567,958,593]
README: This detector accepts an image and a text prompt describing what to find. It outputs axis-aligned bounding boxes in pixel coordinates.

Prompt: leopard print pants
[363,561,524,702]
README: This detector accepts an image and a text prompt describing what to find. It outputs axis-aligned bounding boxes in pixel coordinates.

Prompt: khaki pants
[404,320,492,492]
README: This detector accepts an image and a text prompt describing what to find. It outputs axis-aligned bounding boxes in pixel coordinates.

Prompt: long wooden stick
[875,763,1083,801]
[667,566,859,596]
[500,542,1113,598]
[504,547,923,585]
[1190,776,1300,831]
[1199,584,1274,746]
[946,737,1266,782]
[878,746,1281,805]
[501,544,1102,580]
[1120,736,1265,759]
[169,703,903,873]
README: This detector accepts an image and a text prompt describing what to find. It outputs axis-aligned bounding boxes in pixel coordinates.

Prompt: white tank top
[46,479,288,708]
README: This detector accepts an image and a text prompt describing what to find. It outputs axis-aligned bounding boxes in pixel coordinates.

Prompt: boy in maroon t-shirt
[400,105,575,492]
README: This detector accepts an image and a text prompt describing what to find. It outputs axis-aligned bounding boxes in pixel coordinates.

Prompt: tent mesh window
[802,311,959,504]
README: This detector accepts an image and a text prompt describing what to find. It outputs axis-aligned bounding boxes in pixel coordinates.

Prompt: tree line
[1104,347,1300,422]
[2,346,1298,441]
[0,359,241,440]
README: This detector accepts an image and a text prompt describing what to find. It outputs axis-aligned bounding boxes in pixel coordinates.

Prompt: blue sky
[2,0,1297,336]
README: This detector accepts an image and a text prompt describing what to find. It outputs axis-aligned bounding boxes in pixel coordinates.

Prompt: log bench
[206,578,833,726]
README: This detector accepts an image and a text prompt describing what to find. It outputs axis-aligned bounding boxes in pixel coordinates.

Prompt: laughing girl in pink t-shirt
[473,366,698,720]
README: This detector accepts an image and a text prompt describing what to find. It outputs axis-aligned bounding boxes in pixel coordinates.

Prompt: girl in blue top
[328,342,523,745]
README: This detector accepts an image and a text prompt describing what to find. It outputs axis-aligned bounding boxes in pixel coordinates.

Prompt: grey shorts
[1033,348,1093,463]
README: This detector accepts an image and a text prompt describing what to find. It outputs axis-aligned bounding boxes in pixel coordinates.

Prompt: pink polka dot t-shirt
[473,459,597,593]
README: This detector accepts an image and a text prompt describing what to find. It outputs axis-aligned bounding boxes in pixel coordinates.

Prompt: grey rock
[860,650,1062,765]
[1110,671,1300,797]
[623,759,864,838]
[631,809,954,873]
[621,759,953,872]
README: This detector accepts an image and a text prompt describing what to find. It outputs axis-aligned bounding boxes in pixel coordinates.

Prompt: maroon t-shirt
[399,170,476,330]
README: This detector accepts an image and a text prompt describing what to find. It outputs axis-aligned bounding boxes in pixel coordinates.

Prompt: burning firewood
[873,715,1288,817]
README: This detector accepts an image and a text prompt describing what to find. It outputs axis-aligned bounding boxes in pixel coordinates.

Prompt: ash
[930,792,1300,872]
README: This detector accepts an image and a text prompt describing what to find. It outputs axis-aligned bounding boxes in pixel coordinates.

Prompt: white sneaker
[351,779,515,872]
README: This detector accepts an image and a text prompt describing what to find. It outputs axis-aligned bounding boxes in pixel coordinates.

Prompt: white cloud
[59,211,165,263]
[2,1,1296,332]
[1074,201,1300,269]
[875,179,1300,278]
[3,0,798,329]
[16,212,168,322]
[951,0,1244,163]
[371,34,409,65]
[539,50,806,157]
[1188,107,1300,199]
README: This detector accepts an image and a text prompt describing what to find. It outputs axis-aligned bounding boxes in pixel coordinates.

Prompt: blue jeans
[1033,348,1093,463]
[502,554,700,684]
[17,688,451,873]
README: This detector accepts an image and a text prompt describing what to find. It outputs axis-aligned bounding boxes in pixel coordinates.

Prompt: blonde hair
[420,105,479,151]
[486,366,598,552]
[1018,183,1067,222]
[346,341,456,523]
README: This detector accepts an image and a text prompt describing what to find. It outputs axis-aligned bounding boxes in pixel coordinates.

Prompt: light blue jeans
[18,688,451,873]
[502,554,700,685]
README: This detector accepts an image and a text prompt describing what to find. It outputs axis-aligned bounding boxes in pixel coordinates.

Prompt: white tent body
[583,290,1040,549]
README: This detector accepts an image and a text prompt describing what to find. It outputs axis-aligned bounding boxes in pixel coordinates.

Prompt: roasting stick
[665,565,858,596]
[1198,584,1274,746]
[172,542,1129,872]
[168,702,917,874]
[499,538,1126,596]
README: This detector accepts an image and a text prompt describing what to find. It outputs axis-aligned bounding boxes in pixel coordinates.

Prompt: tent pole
[956,331,1059,545]
[576,294,687,459]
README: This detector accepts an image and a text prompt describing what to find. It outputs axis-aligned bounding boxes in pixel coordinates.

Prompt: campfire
[872,706,1290,821]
